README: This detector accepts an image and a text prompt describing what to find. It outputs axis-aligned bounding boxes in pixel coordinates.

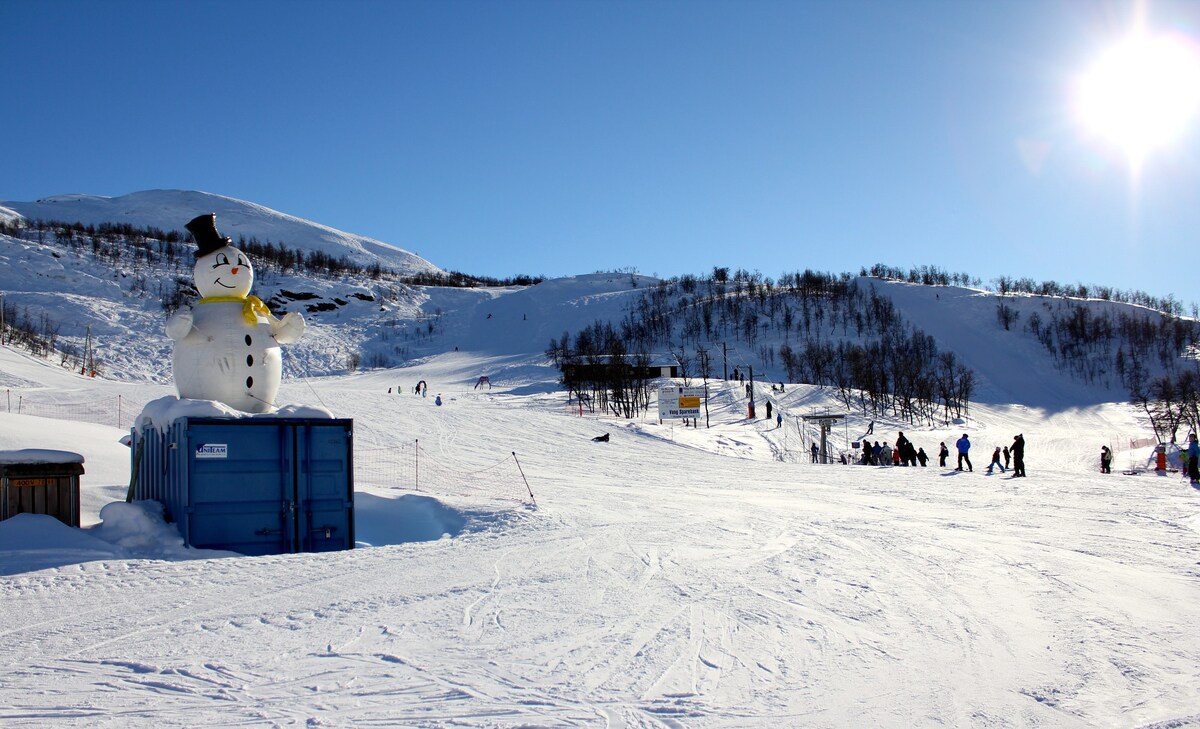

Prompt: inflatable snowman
[167,213,305,413]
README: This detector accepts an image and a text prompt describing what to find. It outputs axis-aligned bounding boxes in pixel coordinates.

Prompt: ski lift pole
[512,452,536,506]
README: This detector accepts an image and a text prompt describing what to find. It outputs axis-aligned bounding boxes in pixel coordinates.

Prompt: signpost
[658,386,705,422]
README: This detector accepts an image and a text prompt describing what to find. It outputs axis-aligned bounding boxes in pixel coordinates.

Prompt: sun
[1074,30,1200,164]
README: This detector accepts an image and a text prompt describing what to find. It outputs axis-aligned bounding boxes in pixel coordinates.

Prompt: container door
[295,422,353,551]
[186,422,295,555]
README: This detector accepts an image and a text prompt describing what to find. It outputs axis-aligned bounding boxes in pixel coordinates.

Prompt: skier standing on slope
[1100,445,1113,474]
[1186,433,1199,485]
[955,434,973,472]
[987,446,1006,474]
[1012,434,1026,477]
[938,442,949,467]
[896,432,912,466]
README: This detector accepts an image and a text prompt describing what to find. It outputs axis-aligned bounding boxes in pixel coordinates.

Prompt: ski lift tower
[801,412,846,464]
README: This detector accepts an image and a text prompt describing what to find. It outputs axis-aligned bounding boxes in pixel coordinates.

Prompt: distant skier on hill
[916,447,928,467]
[938,442,949,467]
[1100,445,1113,474]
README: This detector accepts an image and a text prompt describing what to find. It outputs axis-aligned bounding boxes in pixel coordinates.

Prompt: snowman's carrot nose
[231,267,240,274]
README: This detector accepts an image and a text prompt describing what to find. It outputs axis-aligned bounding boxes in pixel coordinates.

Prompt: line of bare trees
[0,298,99,375]
[1120,344,1200,443]
[550,267,977,422]
[550,320,656,418]
[778,332,974,425]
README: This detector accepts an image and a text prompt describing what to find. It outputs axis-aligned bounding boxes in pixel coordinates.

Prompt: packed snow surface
[0,271,1198,727]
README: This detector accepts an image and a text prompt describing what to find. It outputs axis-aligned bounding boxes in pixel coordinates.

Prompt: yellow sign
[657,386,705,419]
[11,478,49,488]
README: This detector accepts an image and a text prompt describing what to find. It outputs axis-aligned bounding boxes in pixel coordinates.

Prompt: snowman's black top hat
[186,213,232,257]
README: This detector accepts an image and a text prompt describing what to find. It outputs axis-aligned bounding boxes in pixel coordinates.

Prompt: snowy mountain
[0,189,442,276]
[2,190,1196,413]
[1,192,1199,727]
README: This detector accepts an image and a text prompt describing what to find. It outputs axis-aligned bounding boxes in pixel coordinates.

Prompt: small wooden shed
[0,449,85,528]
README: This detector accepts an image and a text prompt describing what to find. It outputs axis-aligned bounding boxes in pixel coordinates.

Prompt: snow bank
[93,501,193,556]
[354,492,467,546]
[0,513,116,555]
[0,500,236,575]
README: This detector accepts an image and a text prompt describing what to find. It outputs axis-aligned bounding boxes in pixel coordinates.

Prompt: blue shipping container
[131,417,354,555]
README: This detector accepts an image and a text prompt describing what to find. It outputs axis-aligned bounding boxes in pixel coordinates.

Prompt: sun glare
[1075,31,1200,164]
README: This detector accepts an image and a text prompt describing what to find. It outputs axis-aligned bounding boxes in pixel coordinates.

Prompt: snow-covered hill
[1,192,1199,726]
[0,189,441,276]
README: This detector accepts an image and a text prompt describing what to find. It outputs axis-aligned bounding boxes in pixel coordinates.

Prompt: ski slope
[1,337,1199,727]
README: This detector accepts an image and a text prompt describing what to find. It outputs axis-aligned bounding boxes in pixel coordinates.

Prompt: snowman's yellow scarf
[198,295,271,326]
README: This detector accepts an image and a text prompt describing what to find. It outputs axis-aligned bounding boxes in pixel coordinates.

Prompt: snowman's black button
[245,334,252,346]
[246,376,254,388]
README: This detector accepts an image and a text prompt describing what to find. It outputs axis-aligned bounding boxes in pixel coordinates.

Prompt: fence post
[511,452,536,506]
[414,438,419,491]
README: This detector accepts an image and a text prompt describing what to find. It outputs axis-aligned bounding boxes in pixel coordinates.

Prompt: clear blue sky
[3,0,1198,301]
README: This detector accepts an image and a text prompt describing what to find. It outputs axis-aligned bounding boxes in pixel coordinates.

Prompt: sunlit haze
[1075,30,1200,165]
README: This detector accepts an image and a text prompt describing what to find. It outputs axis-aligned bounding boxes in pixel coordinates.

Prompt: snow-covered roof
[0,448,85,465]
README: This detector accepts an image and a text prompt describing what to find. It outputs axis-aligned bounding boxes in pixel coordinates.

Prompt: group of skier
[858,431,1027,476]
[1120,433,1199,484]
[860,431,929,467]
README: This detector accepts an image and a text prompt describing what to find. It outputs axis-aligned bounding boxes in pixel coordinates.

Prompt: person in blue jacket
[955,433,973,472]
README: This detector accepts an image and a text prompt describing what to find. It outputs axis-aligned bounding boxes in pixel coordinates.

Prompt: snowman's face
[194,245,254,299]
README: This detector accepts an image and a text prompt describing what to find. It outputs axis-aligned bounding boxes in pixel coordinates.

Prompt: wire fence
[356,441,535,505]
[2,391,535,505]
[3,389,142,430]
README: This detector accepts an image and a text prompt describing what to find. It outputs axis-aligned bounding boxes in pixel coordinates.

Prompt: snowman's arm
[166,307,195,341]
[270,311,306,344]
